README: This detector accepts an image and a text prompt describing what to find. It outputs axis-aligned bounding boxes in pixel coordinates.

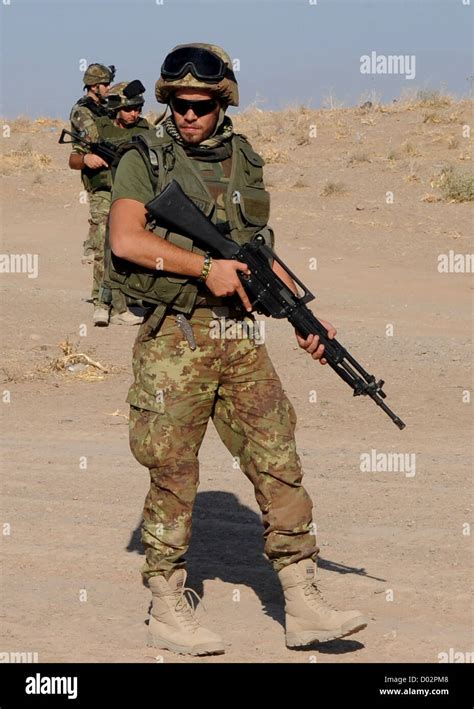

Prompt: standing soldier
[96,80,151,325]
[109,44,368,655]
[69,63,116,326]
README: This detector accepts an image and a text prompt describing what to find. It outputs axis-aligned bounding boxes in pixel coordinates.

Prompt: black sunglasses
[170,96,218,117]
[162,47,235,84]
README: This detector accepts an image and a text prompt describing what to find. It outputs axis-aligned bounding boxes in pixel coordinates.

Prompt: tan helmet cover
[107,81,144,112]
[155,43,239,107]
[83,63,114,87]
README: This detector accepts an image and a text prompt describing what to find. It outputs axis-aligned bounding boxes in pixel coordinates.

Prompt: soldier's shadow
[127,491,377,652]
[127,491,281,618]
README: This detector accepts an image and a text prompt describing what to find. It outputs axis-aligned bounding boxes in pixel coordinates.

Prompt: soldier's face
[171,89,221,144]
[97,83,110,98]
[117,106,141,127]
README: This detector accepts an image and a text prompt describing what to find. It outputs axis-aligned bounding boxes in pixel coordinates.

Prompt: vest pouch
[233,186,270,232]
[106,227,192,302]
[84,166,112,193]
[239,141,266,189]
[116,267,186,305]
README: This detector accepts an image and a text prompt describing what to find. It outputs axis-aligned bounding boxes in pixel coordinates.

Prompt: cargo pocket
[126,384,166,414]
[127,316,179,413]
[129,406,160,468]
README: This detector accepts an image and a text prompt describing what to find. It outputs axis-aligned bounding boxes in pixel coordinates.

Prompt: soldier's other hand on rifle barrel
[296,319,337,364]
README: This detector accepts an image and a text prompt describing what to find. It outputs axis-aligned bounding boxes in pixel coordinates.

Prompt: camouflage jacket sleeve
[69,104,99,154]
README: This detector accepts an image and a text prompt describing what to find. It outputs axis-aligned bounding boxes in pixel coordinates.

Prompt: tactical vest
[103,131,272,319]
[82,117,150,193]
[76,95,109,118]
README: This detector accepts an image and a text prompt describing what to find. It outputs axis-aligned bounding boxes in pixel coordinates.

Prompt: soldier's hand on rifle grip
[296,319,337,364]
[205,259,252,312]
[83,153,109,169]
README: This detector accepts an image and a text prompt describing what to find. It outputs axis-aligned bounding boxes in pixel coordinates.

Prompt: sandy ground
[0,99,472,663]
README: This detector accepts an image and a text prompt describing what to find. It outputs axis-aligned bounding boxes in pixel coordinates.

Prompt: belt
[142,301,249,324]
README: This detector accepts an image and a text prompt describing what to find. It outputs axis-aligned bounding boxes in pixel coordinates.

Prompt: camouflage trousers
[128,309,318,581]
[87,191,127,311]
[88,190,110,306]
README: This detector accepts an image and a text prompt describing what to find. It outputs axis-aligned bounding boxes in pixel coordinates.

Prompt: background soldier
[109,44,368,655]
[69,63,116,326]
[96,80,151,325]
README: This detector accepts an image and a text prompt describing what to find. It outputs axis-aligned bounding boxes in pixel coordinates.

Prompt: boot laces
[173,585,205,630]
[303,582,339,612]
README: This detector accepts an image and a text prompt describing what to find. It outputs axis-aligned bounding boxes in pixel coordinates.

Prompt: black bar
[0,663,470,707]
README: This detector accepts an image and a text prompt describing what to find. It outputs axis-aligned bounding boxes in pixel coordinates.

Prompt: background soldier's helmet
[106,80,146,113]
[83,63,116,87]
[156,43,239,107]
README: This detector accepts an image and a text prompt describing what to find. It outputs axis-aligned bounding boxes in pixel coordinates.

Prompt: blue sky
[1,0,472,118]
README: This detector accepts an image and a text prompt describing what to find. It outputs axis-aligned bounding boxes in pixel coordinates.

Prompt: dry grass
[234,105,319,153]
[347,151,371,166]
[0,366,37,384]
[1,116,64,133]
[395,87,455,114]
[321,89,345,111]
[357,90,383,113]
[320,180,347,197]
[437,166,474,202]
[0,139,53,175]
[403,141,422,157]
[405,159,420,183]
[291,179,309,189]
[445,111,464,124]
[261,146,288,164]
[415,89,453,108]
[46,339,110,380]
[2,340,116,384]
[421,193,442,203]
[3,115,33,132]
[423,112,443,124]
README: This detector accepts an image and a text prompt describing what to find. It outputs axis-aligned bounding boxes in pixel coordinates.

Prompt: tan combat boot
[147,569,225,656]
[278,558,368,647]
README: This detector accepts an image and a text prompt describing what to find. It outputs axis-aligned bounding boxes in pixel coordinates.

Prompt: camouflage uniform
[69,100,111,306]
[96,81,150,316]
[127,311,316,581]
[112,123,318,584]
[108,46,367,656]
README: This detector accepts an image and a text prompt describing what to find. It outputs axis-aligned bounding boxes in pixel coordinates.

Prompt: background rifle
[145,179,406,430]
[58,128,119,165]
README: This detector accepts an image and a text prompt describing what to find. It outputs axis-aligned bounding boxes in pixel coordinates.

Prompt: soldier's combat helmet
[107,80,146,113]
[156,44,239,107]
[83,63,116,87]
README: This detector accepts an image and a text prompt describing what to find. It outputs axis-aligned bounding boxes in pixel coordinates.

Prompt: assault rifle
[145,179,406,430]
[58,128,119,165]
